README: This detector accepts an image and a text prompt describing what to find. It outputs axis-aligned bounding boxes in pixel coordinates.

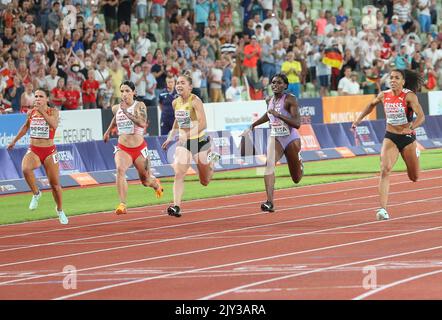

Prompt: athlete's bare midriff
[118,134,145,147]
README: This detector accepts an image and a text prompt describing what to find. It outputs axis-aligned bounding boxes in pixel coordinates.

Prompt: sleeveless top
[267,94,297,137]
[115,101,145,136]
[383,89,414,126]
[29,108,56,140]
[174,93,204,139]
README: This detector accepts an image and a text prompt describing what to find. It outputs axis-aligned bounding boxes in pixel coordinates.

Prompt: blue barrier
[1,116,442,196]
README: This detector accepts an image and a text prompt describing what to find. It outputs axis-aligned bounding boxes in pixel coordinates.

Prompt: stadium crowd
[1,0,442,115]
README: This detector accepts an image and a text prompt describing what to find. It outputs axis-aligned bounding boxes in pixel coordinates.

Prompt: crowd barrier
[1,115,441,195]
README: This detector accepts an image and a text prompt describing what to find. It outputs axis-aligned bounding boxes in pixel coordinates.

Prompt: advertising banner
[298,124,321,151]
[54,109,103,144]
[428,91,442,116]
[323,95,376,123]
[0,113,28,148]
[298,98,324,124]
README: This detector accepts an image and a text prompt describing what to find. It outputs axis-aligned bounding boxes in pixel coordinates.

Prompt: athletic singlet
[383,89,414,126]
[29,108,56,139]
[174,93,204,139]
[268,94,293,137]
[116,101,145,136]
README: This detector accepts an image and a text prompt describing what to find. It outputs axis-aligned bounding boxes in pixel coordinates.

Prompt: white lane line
[0,181,440,254]
[353,269,442,300]
[0,204,440,291]
[54,224,442,300]
[1,170,440,236]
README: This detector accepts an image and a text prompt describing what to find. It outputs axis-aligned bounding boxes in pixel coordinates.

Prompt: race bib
[270,120,290,137]
[117,119,135,135]
[140,146,149,159]
[52,152,59,164]
[175,110,192,129]
[30,118,50,139]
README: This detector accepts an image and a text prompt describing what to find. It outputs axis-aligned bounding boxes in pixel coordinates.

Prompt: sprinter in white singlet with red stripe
[352,69,425,221]
[103,81,163,215]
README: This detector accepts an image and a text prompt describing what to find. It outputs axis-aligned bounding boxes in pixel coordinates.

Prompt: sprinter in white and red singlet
[352,69,425,221]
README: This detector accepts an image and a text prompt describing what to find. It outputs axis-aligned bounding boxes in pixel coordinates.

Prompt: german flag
[322,48,343,69]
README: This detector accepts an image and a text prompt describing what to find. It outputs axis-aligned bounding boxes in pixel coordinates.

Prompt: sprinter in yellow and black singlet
[161,73,220,217]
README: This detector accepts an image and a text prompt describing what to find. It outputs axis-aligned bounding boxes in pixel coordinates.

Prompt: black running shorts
[384,131,416,152]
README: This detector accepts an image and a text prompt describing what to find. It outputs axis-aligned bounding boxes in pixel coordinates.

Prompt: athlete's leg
[43,152,68,224]
[193,148,214,186]
[284,139,303,184]
[22,151,41,195]
[379,138,400,210]
[172,146,192,207]
[43,152,62,211]
[114,150,133,205]
[400,141,420,182]
[134,154,163,197]
[264,136,285,203]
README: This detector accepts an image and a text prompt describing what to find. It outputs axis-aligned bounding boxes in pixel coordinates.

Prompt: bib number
[30,120,50,139]
[175,110,192,129]
[270,120,290,136]
[52,152,59,164]
[140,146,149,159]
[117,120,135,135]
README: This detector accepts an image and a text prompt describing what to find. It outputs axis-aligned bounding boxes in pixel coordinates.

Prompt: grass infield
[0,149,441,225]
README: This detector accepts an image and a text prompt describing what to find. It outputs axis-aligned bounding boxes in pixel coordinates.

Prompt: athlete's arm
[352,91,384,128]
[7,112,31,150]
[121,101,147,128]
[37,105,59,130]
[406,92,425,132]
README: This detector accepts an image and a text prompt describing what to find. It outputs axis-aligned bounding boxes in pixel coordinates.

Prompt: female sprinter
[7,88,68,224]
[103,80,163,215]
[352,69,425,220]
[240,73,303,213]
[161,73,220,217]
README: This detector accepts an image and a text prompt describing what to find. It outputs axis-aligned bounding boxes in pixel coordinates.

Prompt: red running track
[0,169,442,300]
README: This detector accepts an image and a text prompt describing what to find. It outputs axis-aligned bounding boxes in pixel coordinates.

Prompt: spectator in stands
[7,77,25,113]
[422,40,442,66]
[33,67,47,91]
[82,69,99,109]
[261,35,276,79]
[393,0,415,34]
[242,35,261,84]
[98,78,115,110]
[109,60,125,103]
[45,66,61,92]
[20,81,34,113]
[159,75,177,136]
[208,59,224,102]
[161,73,220,218]
[336,6,349,26]
[225,76,245,102]
[281,51,302,98]
[352,69,425,221]
[51,77,66,110]
[103,80,163,215]
[7,88,68,224]
[240,73,303,213]
[389,15,404,38]
[63,80,81,110]
[338,67,361,95]
[394,44,412,70]
[47,1,63,31]
[102,0,118,34]
[315,45,332,97]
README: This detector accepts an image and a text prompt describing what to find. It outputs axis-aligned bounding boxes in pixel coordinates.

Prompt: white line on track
[1,170,440,238]
[1,180,441,254]
[0,186,441,269]
[53,222,442,300]
[1,204,441,292]
[352,269,442,300]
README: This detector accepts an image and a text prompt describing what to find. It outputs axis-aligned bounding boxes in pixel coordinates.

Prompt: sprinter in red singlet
[7,88,69,225]
[352,69,425,221]
[103,80,163,215]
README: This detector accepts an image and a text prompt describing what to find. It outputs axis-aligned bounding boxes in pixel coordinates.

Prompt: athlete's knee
[408,171,419,182]
[199,177,210,186]
[380,164,393,177]
[50,182,61,191]
[116,166,126,177]
[291,174,302,184]
[174,170,186,181]
[22,167,34,175]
